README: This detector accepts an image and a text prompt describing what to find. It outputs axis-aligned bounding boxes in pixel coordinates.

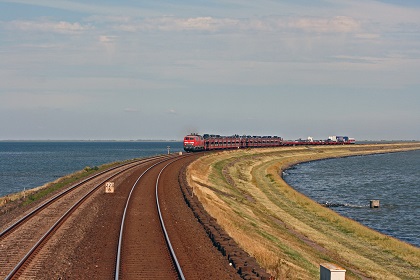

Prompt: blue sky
[1,0,419,140]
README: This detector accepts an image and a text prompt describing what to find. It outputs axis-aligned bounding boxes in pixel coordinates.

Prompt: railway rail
[0,151,257,279]
[0,155,172,279]
[115,155,188,279]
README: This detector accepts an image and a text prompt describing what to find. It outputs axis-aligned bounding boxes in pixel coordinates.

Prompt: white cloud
[169,17,239,32]
[104,15,365,34]
[6,20,91,34]
[354,33,380,39]
[99,35,117,43]
[290,16,361,33]
[112,16,239,32]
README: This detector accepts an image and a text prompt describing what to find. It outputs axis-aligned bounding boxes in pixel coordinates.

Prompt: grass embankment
[0,160,132,213]
[187,143,420,279]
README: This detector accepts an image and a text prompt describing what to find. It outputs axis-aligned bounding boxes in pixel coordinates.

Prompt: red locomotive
[183,134,205,152]
[183,133,355,152]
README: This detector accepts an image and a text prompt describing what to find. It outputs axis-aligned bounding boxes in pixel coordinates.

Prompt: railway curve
[0,153,272,279]
[0,156,170,279]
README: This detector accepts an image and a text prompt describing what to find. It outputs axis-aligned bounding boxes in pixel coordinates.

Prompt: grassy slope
[0,161,130,210]
[187,143,420,279]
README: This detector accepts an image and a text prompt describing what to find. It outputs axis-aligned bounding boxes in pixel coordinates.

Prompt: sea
[0,141,183,198]
[283,149,420,247]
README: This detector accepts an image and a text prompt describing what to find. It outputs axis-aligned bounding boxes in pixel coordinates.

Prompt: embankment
[186,143,420,279]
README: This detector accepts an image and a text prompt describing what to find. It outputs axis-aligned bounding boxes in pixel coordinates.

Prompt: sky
[1,0,420,141]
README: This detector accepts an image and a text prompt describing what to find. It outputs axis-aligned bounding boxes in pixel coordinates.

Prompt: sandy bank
[187,143,420,279]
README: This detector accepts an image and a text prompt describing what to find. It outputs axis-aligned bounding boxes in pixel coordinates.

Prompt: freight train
[183,133,355,152]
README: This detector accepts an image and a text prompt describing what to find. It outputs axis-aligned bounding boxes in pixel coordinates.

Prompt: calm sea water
[283,150,420,247]
[0,141,183,197]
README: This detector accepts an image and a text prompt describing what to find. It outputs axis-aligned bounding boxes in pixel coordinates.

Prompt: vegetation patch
[0,159,136,214]
[187,144,420,279]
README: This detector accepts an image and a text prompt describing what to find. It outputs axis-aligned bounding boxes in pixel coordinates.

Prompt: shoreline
[2,143,420,278]
[280,147,419,247]
[187,143,420,279]
[3,143,418,211]
[0,161,125,211]
[4,142,414,206]
[279,142,420,172]
[0,141,184,202]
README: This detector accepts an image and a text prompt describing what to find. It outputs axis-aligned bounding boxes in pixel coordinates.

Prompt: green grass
[4,160,138,209]
[188,144,420,279]
[22,165,99,206]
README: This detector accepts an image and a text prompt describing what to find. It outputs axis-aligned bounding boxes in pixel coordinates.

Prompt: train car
[184,133,285,152]
[183,133,354,152]
[204,134,243,150]
[183,134,205,152]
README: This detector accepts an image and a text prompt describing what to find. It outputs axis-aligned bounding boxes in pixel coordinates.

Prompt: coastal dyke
[186,143,420,279]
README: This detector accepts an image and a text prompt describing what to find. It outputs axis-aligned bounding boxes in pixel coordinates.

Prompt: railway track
[115,156,187,279]
[0,155,172,279]
[0,152,248,280]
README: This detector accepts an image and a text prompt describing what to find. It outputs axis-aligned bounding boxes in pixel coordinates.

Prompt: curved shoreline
[282,149,419,247]
[187,143,420,279]
[2,143,420,279]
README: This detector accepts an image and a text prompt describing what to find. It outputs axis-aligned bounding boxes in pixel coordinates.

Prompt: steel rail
[155,157,187,280]
[114,158,164,280]
[0,155,166,239]
[4,155,170,279]
[114,154,190,280]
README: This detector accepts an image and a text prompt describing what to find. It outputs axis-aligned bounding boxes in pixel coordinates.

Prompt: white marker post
[320,263,346,280]
[105,182,115,193]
